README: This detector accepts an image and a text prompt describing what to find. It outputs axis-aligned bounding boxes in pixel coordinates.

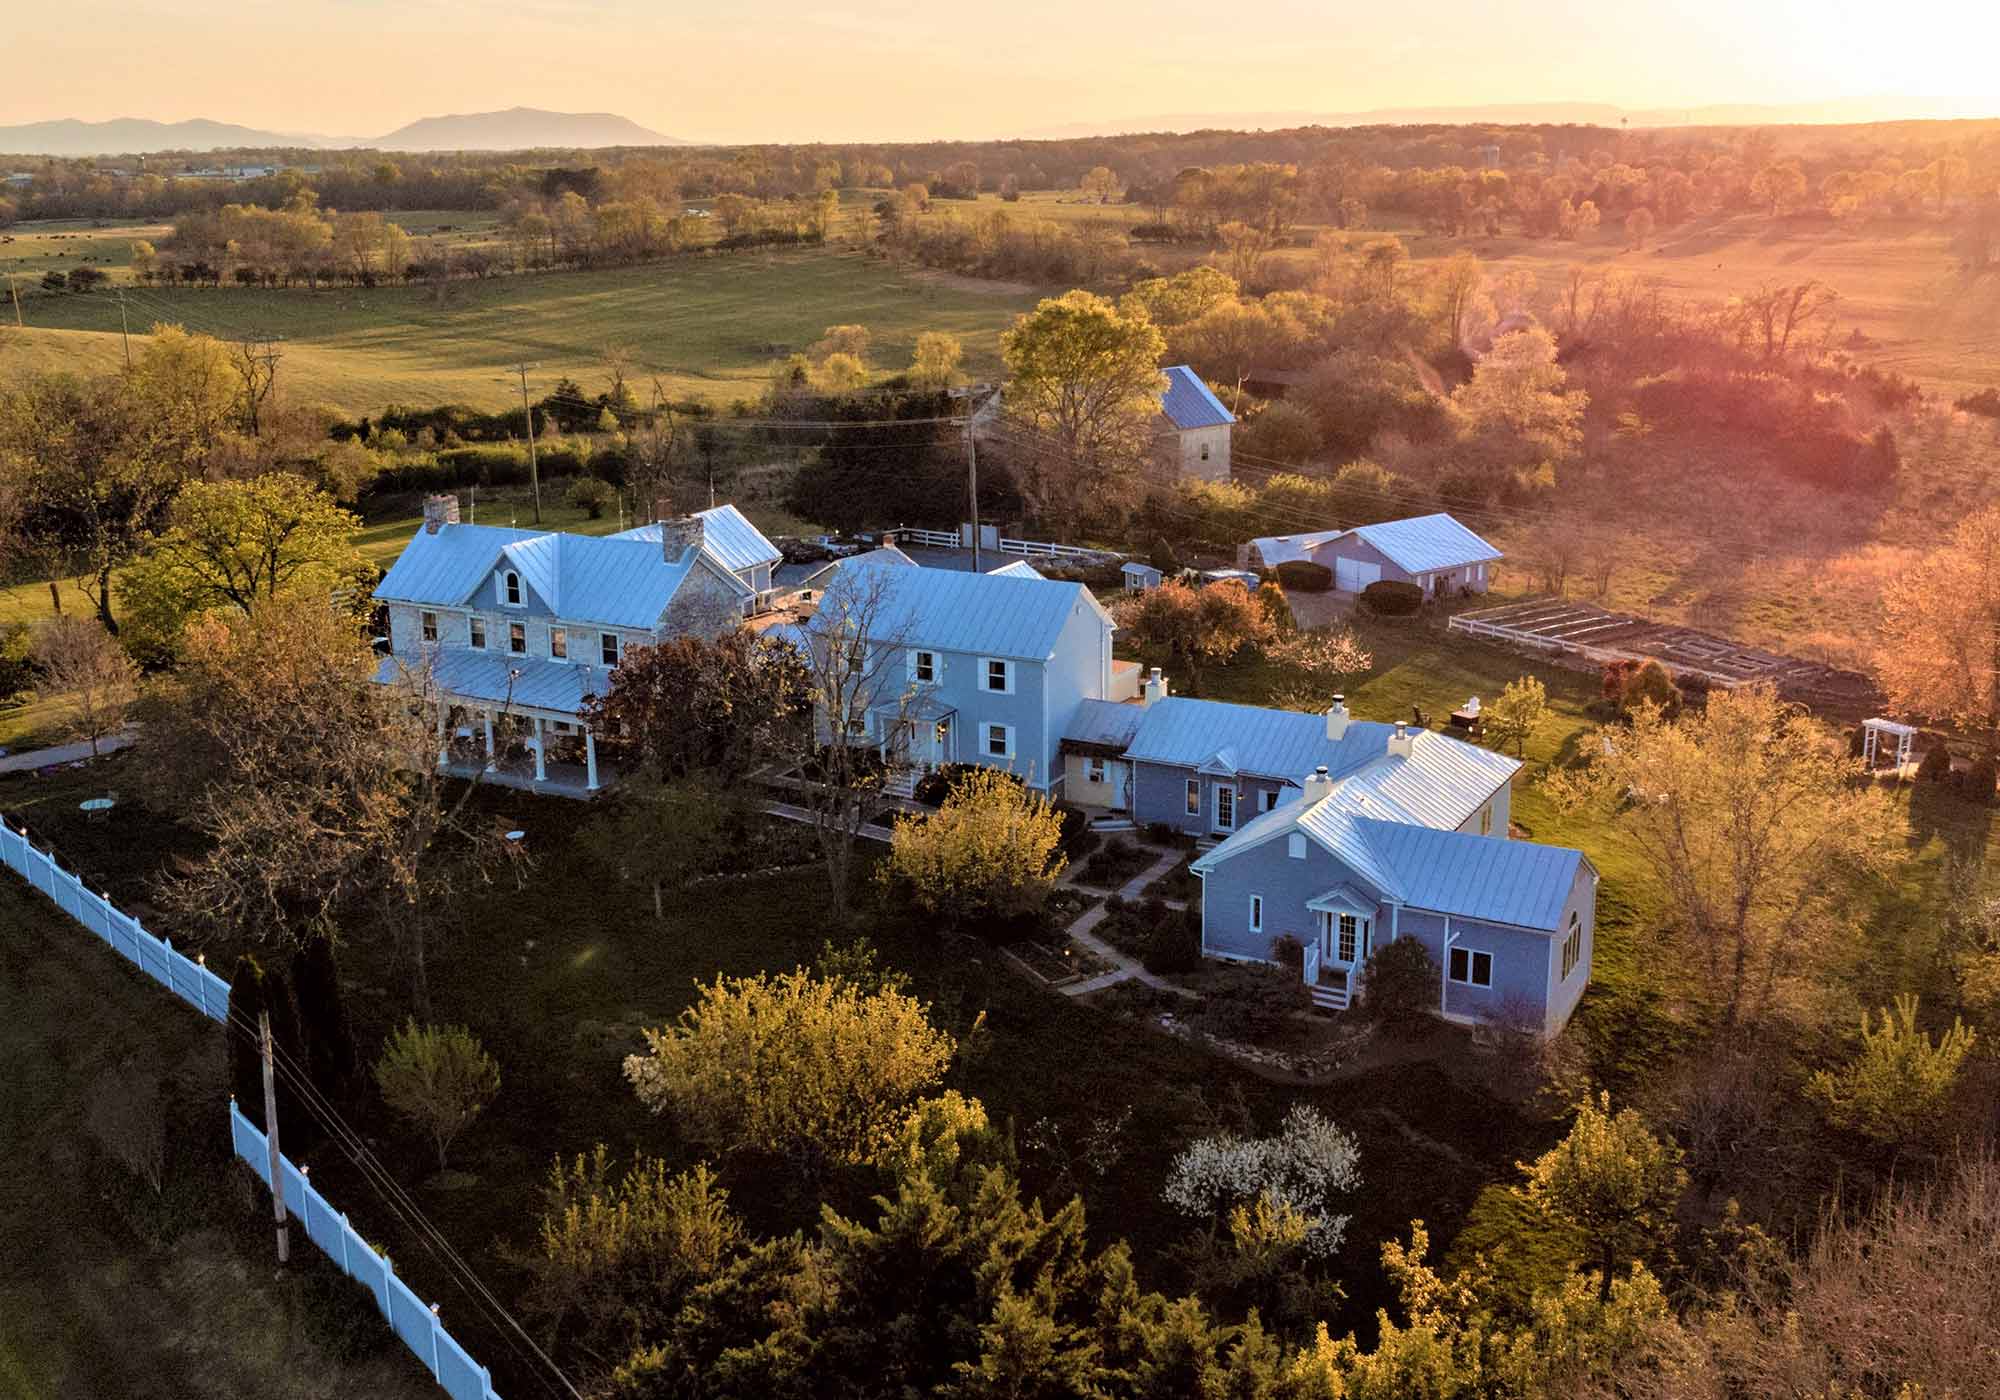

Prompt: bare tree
[1732,280,1839,362]
[32,615,137,755]
[230,336,283,437]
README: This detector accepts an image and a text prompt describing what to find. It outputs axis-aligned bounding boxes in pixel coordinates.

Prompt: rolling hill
[370,106,680,151]
[0,116,322,155]
[0,107,683,156]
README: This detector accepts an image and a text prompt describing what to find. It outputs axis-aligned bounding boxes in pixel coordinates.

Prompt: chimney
[421,493,460,534]
[657,514,705,560]
[1388,720,1416,758]
[1141,666,1169,707]
[1325,694,1349,742]
[1301,764,1334,805]
[882,529,898,550]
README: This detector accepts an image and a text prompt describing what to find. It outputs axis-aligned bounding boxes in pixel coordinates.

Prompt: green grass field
[2,241,1039,415]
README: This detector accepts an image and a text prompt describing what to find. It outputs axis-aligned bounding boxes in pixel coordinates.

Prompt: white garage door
[1335,558,1381,592]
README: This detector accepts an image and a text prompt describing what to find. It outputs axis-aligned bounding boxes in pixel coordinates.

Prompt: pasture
[1,239,1039,415]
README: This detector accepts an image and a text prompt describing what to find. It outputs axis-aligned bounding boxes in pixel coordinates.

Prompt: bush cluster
[1274,560,1333,593]
[1360,579,1423,615]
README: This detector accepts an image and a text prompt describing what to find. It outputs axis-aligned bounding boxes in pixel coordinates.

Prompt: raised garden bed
[1005,936,1116,988]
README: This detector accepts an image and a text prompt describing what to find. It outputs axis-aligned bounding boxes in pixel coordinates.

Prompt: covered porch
[1300,885,1391,1012]
[377,648,617,799]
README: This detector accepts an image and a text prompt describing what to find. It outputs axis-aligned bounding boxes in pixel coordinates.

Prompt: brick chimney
[1325,694,1349,741]
[1141,666,1169,707]
[1387,720,1416,758]
[421,493,460,534]
[656,514,705,560]
[1300,764,1334,805]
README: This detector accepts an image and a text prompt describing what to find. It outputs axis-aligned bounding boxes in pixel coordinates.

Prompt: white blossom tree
[1163,1103,1362,1258]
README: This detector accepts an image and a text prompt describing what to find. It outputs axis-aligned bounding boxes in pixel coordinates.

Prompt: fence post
[427,1304,444,1375]
[339,1212,352,1275]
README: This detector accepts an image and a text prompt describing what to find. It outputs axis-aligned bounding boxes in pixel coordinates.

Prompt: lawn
[2,240,1041,416]
[0,876,436,1400]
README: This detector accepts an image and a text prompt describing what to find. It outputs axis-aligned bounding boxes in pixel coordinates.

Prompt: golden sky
[7,0,1999,142]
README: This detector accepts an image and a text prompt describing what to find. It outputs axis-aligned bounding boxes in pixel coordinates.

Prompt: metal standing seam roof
[375,523,745,631]
[1159,365,1236,430]
[811,560,1092,661]
[987,560,1047,579]
[1123,698,1398,783]
[1062,698,1146,751]
[1248,528,1346,568]
[374,649,604,718]
[610,503,781,575]
[1349,513,1503,574]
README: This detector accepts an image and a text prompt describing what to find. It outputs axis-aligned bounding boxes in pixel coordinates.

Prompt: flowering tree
[882,767,1066,931]
[1163,1103,1362,1258]
[1268,626,1373,711]
[1113,579,1274,694]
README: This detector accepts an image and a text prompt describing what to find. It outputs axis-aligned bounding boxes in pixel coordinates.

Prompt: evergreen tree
[291,930,358,1107]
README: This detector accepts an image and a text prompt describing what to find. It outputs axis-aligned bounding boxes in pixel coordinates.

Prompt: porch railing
[1302,940,1320,987]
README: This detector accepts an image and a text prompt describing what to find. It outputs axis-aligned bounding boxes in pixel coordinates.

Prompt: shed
[1121,561,1163,592]
[1153,365,1234,483]
[1312,513,1501,597]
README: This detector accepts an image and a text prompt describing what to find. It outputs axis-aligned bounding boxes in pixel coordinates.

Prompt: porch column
[532,715,546,783]
[436,704,449,769]
[482,710,494,760]
[584,729,600,791]
[1440,917,1454,1015]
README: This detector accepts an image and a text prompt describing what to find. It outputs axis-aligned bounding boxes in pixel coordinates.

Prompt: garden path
[1059,847,1201,999]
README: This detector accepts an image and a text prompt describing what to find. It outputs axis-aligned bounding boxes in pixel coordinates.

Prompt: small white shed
[1122,561,1163,592]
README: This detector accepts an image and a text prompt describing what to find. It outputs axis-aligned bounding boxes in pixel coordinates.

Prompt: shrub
[1268,934,1306,972]
[1917,742,1954,784]
[1959,752,1997,804]
[1274,560,1333,592]
[373,1020,501,1171]
[1145,903,1203,975]
[1956,386,2000,419]
[567,477,615,519]
[1360,579,1423,616]
[1358,936,1439,1033]
[1195,963,1309,1043]
[913,763,1021,808]
[1807,994,1976,1149]
[1149,535,1180,574]
[1052,801,1102,862]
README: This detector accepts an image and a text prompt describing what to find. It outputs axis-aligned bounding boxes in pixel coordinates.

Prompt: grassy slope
[0,877,436,1400]
[2,243,1039,415]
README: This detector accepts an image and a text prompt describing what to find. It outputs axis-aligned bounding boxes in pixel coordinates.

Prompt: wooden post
[260,1011,290,1265]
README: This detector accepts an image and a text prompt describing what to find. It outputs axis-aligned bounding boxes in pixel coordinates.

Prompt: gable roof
[1194,796,1583,932]
[1159,365,1235,430]
[1062,698,1145,752]
[988,559,1046,580]
[802,545,916,591]
[812,557,1097,661]
[1248,528,1346,568]
[610,503,780,574]
[1348,513,1502,574]
[374,522,748,631]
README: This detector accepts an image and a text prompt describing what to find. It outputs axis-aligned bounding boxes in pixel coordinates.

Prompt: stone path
[1058,846,1201,999]
[0,729,138,776]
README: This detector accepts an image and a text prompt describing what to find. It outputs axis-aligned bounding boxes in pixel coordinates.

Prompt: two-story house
[611,503,783,604]
[1154,364,1234,482]
[1191,765,1597,1034]
[786,557,1115,794]
[371,496,768,792]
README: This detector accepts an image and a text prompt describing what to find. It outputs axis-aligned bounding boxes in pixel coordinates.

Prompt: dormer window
[601,632,619,666]
[550,627,567,660]
[420,610,438,643]
[503,570,522,607]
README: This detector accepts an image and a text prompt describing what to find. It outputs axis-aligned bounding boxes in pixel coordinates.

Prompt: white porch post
[531,715,546,783]
[1440,917,1454,1016]
[584,729,599,791]
[482,710,494,760]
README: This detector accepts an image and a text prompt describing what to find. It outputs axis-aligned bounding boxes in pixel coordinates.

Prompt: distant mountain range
[1021,95,2000,139]
[0,107,685,156]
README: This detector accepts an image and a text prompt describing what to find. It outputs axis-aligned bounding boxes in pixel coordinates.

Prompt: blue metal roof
[374,649,603,718]
[375,522,745,631]
[812,559,1092,661]
[1124,698,1397,783]
[611,503,780,575]
[1348,818,1582,930]
[1063,698,1146,750]
[987,560,1046,579]
[1349,513,1502,574]
[1159,365,1235,430]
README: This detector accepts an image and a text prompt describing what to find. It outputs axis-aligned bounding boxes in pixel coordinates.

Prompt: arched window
[503,570,522,606]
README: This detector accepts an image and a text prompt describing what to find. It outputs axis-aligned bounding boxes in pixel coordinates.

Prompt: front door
[1320,911,1371,969]
[1213,783,1235,832]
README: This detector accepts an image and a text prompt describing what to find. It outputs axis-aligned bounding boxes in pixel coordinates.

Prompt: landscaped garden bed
[1071,835,1156,889]
[1004,935,1117,988]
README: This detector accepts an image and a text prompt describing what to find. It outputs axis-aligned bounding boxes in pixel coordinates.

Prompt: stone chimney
[1141,666,1169,707]
[1325,694,1349,742]
[1301,764,1334,805]
[657,514,705,560]
[1387,720,1416,758]
[421,493,460,534]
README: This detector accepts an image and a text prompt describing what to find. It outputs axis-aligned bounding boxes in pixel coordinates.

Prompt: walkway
[0,729,138,776]
[1059,846,1201,999]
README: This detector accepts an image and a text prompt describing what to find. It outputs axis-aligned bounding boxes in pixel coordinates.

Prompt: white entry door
[1213,784,1236,832]
[1335,558,1381,592]
[1319,910,1372,968]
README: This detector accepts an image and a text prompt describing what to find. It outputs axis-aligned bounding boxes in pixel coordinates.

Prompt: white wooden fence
[890,524,1126,564]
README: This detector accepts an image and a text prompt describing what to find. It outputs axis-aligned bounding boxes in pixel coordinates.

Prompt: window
[600,632,619,666]
[1337,913,1358,963]
[550,627,567,660]
[1480,804,1493,836]
[509,622,526,655]
[503,571,522,607]
[1260,789,1279,813]
[983,658,1012,694]
[984,723,1012,759]
[420,610,438,643]
[469,617,486,649]
[1561,913,1583,981]
[1185,779,1201,816]
[1087,757,1106,784]
[1214,785,1235,830]
[1200,441,1210,461]
[1287,833,1306,859]
[847,712,870,737]
[913,650,937,684]
[1249,896,1263,934]
[1448,947,1494,988]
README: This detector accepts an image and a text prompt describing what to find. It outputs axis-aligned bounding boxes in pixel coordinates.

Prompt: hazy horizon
[8,0,1999,145]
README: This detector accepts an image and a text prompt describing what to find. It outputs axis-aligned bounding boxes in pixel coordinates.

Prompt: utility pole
[514,362,542,524]
[965,404,981,574]
[116,290,132,371]
[6,274,21,329]
[259,1011,291,1266]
